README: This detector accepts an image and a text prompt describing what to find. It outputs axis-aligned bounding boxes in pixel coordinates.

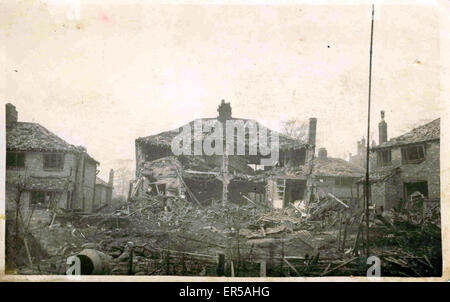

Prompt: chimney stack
[308,117,317,147]
[217,100,232,123]
[378,110,388,144]
[108,169,114,187]
[6,103,18,128]
[318,148,327,160]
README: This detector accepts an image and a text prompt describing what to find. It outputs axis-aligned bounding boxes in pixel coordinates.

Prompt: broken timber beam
[328,193,349,208]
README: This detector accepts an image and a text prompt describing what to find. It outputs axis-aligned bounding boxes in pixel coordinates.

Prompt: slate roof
[6,122,99,163]
[372,118,440,150]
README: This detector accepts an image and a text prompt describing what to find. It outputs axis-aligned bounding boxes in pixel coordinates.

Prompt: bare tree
[281,118,309,141]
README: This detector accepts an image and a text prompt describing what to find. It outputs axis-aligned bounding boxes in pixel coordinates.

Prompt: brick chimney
[318,148,327,160]
[217,99,232,123]
[308,117,317,147]
[6,103,18,128]
[108,169,114,187]
[378,110,388,144]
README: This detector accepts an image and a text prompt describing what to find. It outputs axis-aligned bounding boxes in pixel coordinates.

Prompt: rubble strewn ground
[6,194,441,277]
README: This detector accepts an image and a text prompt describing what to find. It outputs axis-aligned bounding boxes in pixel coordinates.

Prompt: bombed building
[133,101,364,208]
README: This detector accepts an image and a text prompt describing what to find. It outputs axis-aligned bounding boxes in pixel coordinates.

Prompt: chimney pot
[378,110,388,144]
[318,147,327,160]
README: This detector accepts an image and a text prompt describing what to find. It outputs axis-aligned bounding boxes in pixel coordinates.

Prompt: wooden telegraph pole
[364,4,375,258]
[217,100,232,205]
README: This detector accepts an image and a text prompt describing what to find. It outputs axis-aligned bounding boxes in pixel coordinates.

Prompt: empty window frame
[6,152,25,169]
[43,153,64,170]
[377,149,392,167]
[401,145,425,164]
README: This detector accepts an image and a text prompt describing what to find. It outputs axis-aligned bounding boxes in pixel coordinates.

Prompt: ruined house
[358,111,440,210]
[133,101,364,208]
[5,103,101,214]
[134,101,316,207]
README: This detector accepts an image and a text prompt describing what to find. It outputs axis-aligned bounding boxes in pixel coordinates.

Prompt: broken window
[377,149,391,167]
[401,145,425,164]
[43,153,64,170]
[6,152,25,169]
[335,177,354,186]
[30,191,57,208]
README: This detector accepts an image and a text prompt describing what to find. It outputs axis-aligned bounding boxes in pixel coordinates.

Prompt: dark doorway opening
[404,181,428,200]
[284,179,307,207]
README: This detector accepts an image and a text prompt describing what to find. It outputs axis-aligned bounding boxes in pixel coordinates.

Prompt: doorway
[404,181,428,200]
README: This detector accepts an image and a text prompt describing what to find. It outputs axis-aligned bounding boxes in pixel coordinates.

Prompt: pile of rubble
[12,190,442,277]
[369,201,442,277]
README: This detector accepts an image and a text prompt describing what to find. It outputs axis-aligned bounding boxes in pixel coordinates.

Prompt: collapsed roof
[136,118,310,151]
[266,157,365,178]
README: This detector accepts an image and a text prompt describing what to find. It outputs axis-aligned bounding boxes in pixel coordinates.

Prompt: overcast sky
[1,0,443,180]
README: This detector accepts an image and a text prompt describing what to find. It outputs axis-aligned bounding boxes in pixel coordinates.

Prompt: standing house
[5,103,99,214]
[134,101,315,207]
[359,111,440,210]
[94,169,114,209]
